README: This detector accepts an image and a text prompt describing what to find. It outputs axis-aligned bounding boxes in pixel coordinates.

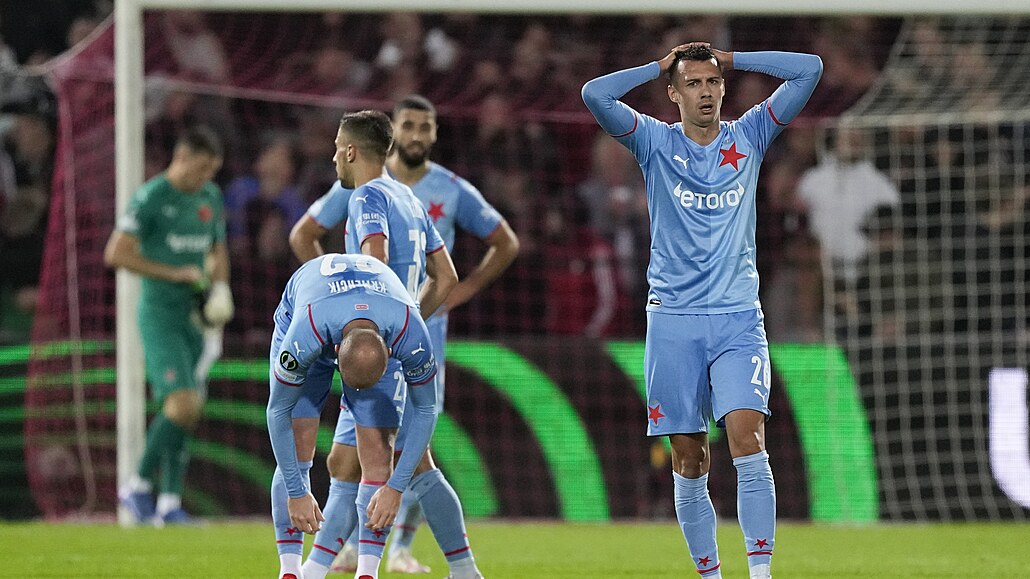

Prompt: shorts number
[393,370,406,403]
[750,355,769,387]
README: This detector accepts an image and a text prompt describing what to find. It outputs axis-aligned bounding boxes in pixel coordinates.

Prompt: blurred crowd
[10,7,1020,352]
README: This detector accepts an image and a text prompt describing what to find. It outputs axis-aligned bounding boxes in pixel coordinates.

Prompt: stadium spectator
[104,126,234,526]
[223,135,307,260]
[159,11,229,82]
[0,92,55,343]
[577,130,650,334]
[542,197,620,338]
[798,126,901,286]
[583,41,822,579]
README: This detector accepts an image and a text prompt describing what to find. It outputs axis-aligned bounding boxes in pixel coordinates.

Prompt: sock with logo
[272,461,313,557]
[674,471,722,578]
[734,450,776,578]
[305,478,361,570]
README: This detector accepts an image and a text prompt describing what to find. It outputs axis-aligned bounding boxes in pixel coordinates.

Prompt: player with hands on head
[583,41,822,579]
[105,125,233,526]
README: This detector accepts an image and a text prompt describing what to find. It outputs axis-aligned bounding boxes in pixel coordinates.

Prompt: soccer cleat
[328,542,358,574]
[386,547,431,574]
[118,487,156,524]
[157,508,196,526]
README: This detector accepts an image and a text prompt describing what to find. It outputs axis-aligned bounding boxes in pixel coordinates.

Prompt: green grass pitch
[3,520,1027,577]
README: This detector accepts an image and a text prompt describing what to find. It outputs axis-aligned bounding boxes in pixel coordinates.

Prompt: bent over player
[267,253,439,579]
[583,43,822,579]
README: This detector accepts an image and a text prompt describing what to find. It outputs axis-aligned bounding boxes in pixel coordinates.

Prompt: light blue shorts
[644,309,771,436]
[335,313,448,448]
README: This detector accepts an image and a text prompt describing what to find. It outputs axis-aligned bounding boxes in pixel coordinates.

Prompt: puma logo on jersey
[354,195,367,202]
[293,341,305,356]
[411,344,426,355]
[673,154,689,169]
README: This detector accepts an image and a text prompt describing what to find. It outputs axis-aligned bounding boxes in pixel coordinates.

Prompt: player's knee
[326,444,361,482]
[162,390,203,427]
[670,435,710,478]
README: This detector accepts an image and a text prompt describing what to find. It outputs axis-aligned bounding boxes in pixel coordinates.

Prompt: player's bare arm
[361,234,389,264]
[289,214,329,262]
[419,245,459,320]
[444,220,519,311]
[103,230,202,284]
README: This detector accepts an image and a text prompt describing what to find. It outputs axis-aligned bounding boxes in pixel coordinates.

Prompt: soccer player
[290,95,517,575]
[104,126,235,525]
[266,252,441,579]
[582,43,822,579]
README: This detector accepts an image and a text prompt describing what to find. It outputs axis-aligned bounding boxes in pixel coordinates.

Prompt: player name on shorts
[326,279,389,295]
[673,181,746,211]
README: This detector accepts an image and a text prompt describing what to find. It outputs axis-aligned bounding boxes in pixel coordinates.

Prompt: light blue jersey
[344,176,446,300]
[308,164,503,254]
[582,51,823,314]
[267,254,438,497]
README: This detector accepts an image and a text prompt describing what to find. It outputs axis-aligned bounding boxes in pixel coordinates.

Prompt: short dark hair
[339,110,394,160]
[667,44,720,79]
[394,94,436,117]
[176,125,223,158]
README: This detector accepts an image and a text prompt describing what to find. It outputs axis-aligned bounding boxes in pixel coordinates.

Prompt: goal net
[22,7,1028,524]
[825,17,1030,520]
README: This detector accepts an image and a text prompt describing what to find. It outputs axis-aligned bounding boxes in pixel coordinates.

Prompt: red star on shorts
[755,538,769,548]
[647,403,665,425]
[427,201,445,222]
[698,556,712,567]
[718,142,747,170]
[285,527,299,536]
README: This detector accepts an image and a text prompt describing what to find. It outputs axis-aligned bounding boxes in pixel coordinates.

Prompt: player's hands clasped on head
[365,485,402,531]
[287,493,325,534]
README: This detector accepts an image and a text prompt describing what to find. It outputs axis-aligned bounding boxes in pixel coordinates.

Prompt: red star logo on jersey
[197,204,212,223]
[698,556,712,567]
[285,526,299,536]
[755,538,769,548]
[718,142,747,170]
[427,201,445,222]
[647,403,665,425]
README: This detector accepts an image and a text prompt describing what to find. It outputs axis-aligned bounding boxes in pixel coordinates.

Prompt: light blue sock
[356,482,392,558]
[308,478,361,567]
[271,461,313,556]
[734,450,776,570]
[388,488,424,554]
[409,469,475,566]
[673,471,721,577]
[345,523,359,549]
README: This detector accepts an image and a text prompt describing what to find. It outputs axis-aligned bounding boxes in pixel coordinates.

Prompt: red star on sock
[647,403,665,424]
[372,528,385,538]
[285,527,299,536]
[427,201,445,222]
[718,142,747,170]
[755,538,769,548]
[699,556,712,567]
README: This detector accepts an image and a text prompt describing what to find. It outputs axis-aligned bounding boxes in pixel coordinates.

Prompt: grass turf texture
[2,520,1027,577]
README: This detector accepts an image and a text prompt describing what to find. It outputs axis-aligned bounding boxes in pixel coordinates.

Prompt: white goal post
[113,0,1030,525]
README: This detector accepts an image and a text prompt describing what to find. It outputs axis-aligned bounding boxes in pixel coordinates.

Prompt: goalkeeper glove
[202,281,234,327]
